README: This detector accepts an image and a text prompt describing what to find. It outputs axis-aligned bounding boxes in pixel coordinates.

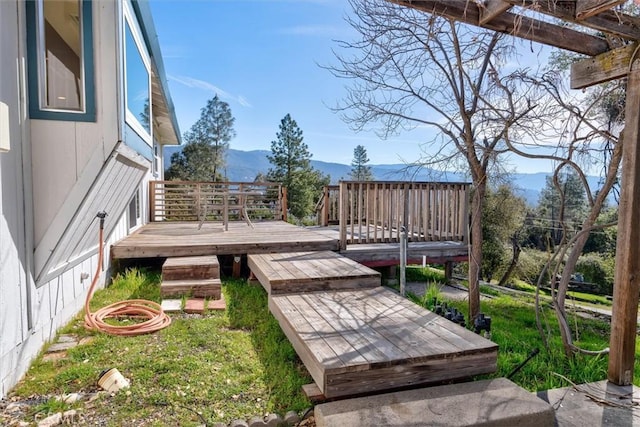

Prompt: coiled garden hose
[84,212,171,336]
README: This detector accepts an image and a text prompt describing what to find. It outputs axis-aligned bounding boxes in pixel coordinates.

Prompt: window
[128,189,141,230]
[123,1,152,144]
[26,0,95,121]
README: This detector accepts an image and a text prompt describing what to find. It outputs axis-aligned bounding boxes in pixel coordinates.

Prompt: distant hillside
[163,147,606,206]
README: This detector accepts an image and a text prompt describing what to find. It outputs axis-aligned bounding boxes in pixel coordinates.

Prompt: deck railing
[149,181,287,225]
[315,185,340,226]
[338,181,470,250]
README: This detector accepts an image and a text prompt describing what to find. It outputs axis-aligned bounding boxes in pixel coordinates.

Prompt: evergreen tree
[166,95,235,181]
[350,145,373,180]
[267,114,329,219]
[534,171,588,249]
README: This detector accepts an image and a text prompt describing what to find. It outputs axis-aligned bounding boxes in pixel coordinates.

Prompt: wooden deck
[247,251,380,294]
[270,287,497,398]
[110,221,339,259]
[249,250,497,398]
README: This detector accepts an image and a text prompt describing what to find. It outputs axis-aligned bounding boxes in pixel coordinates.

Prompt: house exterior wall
[31,0,120,250]
[0,0,179,398]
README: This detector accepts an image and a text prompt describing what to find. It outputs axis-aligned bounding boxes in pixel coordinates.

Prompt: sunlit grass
[11,270,310,426]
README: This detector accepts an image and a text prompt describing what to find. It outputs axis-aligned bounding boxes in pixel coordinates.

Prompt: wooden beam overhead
[499,1,640,41]
[575,0,626,20]
[478,0,511,25]
[391,1,610,56]
[571,42,638,89]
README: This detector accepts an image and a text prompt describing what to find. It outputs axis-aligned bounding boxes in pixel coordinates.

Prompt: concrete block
[315,378,554,427]
[160,299,182,312]
[538,379,640,426]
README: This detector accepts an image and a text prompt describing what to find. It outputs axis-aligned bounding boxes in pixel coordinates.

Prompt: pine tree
[166,95,235,181]
[267,114,329,219]
[350,145,373,181]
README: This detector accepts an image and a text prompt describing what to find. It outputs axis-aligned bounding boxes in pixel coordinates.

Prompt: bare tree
[327,0,539,322]
[510,71,624,356]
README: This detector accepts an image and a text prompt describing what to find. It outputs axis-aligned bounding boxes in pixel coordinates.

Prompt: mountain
[163,147,606,205]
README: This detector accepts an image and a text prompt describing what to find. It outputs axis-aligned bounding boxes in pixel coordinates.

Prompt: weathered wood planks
[248,251,381,294]
[111,221,339,259]
[270,287,498,398]
[162,255,219,280]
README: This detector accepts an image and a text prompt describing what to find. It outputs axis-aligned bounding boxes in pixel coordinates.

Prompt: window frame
[25,0,96,121]
[123,0,153,146]
[127,188,142,230]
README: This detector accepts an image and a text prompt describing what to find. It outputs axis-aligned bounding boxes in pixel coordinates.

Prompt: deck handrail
[338,181,470,250]
[149,181,287,224]
[315,185,340,226]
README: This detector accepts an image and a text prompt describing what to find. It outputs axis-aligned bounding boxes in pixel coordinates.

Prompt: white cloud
[169,74,252,108]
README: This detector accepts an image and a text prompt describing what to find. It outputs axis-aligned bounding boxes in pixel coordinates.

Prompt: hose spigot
[96,211,107,229]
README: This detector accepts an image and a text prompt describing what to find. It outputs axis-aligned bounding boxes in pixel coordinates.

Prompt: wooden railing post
[281,186,288,222]
[323,186,330,226]
[149,181,156,222]
[339,181,348,251]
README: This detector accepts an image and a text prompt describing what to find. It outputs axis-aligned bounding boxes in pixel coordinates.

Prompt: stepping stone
[184,298,226,314]
[184,299,206,314]
[162,256,220,280]
[314,378,554,427]
[161,299,182,312]
[207,295,226,311]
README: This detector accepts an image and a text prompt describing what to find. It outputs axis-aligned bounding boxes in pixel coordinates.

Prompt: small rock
[248,416,267,427]
[37,412,62,427]
[5,402,23,413]
[57,335,76,343]
[56,393,80,404]
[264,413,283,427]
[62,409,78,423]
[284,410,300,425]
[229,420,249,427]
[211,423,227,427]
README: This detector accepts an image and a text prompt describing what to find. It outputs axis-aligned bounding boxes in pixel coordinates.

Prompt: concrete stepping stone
[161,299,182,312]
[314,378,554,427]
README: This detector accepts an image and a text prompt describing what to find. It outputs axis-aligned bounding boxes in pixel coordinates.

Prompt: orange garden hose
[84,212,171,336]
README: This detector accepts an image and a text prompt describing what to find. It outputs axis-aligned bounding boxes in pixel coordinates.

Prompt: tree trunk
[497,235,521,288]
[468,181,485,323]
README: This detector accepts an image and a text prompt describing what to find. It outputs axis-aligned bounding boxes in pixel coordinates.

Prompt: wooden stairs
[161,255,222,299]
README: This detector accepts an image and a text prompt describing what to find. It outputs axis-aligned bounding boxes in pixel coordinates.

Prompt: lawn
[8,269,311,426]
[7,266,639,426]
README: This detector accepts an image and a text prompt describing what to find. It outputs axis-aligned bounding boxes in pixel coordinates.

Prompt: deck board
[270,287,497,398]
[111,221,339,259]
[248,251,381,294]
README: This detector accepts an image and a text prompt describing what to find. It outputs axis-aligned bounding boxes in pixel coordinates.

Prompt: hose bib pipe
[84,212,171,336]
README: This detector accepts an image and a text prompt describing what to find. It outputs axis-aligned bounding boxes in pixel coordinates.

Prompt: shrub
[575,253,613,295]
[513,249,553,285]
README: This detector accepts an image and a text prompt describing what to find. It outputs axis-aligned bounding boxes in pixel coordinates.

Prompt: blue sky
[150,0,556,173]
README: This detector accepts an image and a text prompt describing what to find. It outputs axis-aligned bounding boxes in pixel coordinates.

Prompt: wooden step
[161,278,222,299]
[162,255,220,281]
[248,251,380,294]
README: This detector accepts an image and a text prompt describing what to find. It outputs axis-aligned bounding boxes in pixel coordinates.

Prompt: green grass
[498,278,611,306]
[404,265,447,283]
[413,295,635,391]
[11,269,311,426]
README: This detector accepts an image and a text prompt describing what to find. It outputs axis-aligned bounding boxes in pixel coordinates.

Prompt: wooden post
[608,63,640,386]
[281,187,287,222]
[323,186,329,226]
[149,181,156,222]
[232,255,242,278]
[444,261,453,285]
[339,182,348,251]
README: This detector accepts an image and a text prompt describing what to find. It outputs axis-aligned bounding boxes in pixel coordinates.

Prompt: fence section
[149,181,287,225]
[338,181,469,250]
